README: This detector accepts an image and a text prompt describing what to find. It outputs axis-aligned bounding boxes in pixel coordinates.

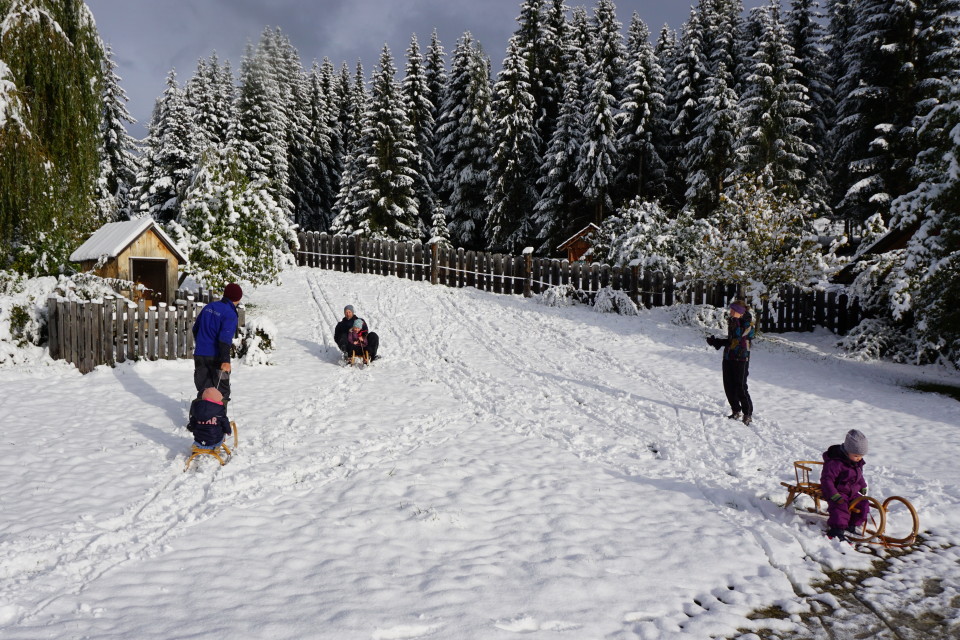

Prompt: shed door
[131,259,168,306]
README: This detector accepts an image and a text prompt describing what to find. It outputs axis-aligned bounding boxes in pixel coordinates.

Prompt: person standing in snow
[334,304,379,361]
[706,300,756,425]
[822,429,870,542]
[192,283,242,405]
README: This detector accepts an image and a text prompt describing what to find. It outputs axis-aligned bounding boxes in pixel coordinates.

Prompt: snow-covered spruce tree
[590,0,628,107]
[785,0,833,213]
[486,36,541,253]
[662,8,710,210]
[436,33,494,249]
[231,42,292,218]
[429,203,452,248]
[534,53,587,255]
[701,0,746,81]
[403,34,438,233]
[591,198,687,274]
[576,55,620,225]
[735,3,814,196]
[616,13,668,204]
[185,53,235,150]
[569,5,595,70]
[302,61,337,231]
[1,0,104,274]
[169,148,296,290]
[538,0,570,149]
[697,174,841,302]
[684,61,740,218]
[96,44,139,224]
[512,0,565,154]
[334,46,422,242]
[425,30,448,126]
[132,70,198,224]
[832,0,922,227]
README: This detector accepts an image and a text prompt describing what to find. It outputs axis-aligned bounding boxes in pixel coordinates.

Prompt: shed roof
[557,223,600,250]
[70,218,188,264]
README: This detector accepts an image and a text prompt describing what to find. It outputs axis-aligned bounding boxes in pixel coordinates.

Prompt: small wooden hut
[69,218,188,306]
[557,223,600,262]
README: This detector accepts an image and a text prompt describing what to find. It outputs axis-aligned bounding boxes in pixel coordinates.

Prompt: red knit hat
[224,283,243,302]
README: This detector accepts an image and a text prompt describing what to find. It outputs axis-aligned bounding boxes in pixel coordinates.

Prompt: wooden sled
[184,422,238,471]
[781,460,920,547]
[349,349,371,366]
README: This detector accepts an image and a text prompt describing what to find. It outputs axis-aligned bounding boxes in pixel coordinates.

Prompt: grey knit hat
[344,305,355,314]
[844,429,869,455]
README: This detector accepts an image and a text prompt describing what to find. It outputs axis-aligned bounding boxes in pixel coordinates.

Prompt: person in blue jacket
[192,283,242,405]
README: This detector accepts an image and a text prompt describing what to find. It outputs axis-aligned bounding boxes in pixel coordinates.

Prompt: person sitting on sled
[822,429,869,542]
[187,387,232,449]
[334,304,380,361]
[347,318,368,354]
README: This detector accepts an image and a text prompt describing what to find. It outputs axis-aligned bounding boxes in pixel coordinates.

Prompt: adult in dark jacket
[821,429,870,541]
[188,387,232,448]
[192,283,242,403]
[707,300,756,425]
[334,304,379,360]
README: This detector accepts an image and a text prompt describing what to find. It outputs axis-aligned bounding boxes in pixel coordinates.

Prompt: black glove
[706,336,724,350]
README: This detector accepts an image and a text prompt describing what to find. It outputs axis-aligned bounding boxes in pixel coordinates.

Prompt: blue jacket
[188,398,232,447]
[192,298,238,362]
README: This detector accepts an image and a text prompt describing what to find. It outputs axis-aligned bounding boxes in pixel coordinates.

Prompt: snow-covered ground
[2,267,959,639]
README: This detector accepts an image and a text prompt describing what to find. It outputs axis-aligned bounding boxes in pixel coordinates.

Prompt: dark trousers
[722,359,752,416]
[339,332,379,359]
[194,355,230,402]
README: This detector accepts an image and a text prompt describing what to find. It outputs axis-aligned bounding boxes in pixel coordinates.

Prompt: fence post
[414,242,424,281]
[157,303,168,359]
[522,247,533,297]
[47,296,59,360]
[629,259,641,304]
[103,296,115,367]
[430,242,439,285]
[167,302,177,359]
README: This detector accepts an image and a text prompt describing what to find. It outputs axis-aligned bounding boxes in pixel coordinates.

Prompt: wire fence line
[295,231,863,335]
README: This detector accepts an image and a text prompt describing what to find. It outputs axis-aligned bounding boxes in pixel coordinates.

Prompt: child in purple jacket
[821,429,870,541]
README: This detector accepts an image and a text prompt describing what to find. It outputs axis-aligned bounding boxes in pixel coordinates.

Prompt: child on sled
[822,429,869,542]
[187,387,232,448]
[345,318,370,362]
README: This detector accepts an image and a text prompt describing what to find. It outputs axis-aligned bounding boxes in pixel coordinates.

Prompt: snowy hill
[1,267,959,639]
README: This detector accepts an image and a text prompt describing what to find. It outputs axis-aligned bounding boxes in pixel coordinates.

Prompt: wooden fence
[47,294,245,374]
[297,231,862,335]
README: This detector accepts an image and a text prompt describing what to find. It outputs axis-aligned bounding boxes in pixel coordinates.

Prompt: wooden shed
[557,223,600,262]
[69,218,188,307]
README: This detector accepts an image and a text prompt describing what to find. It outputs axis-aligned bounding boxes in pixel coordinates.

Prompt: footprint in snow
[371,622,443,639]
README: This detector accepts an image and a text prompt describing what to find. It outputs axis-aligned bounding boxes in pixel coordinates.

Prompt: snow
[68,218,187,263]
[2,267,959,639]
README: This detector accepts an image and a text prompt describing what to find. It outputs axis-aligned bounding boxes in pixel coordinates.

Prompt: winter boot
[826,527,847,542]
[742,414,752,426]
[727,411,742,420]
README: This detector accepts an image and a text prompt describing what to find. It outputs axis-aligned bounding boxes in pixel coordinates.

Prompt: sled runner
[781,460,920,547]
[184,422,238,471]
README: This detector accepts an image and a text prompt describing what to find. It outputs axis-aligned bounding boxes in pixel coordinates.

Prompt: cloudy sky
[86,0,765,138]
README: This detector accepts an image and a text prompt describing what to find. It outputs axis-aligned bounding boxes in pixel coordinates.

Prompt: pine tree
[590,0,628,106]
[617,13,668,204]
[685,61,740,216]
[735,3,813,194]
[533,47,587,254]
[333,46,422,241]
[576,55,619,224]
[1,0,105,274]
[300,61,337,231]
[403,34,438,233]
[662,8,710,209]
[832,0,922,226]
[436,33,494,249]
[169,148,296,289]
[96,44,139,223]
[185,53,235,150]
[232,42,292,217]
[132,70,198,224]
[487,36,541,252]
[785,0,832,213]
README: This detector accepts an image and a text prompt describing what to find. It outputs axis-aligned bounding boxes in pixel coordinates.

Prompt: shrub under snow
[593,287,639,316]
[234,315,278,366]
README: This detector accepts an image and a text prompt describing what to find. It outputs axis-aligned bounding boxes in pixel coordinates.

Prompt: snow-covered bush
[588,199,688,274]
[234,315,277,366]
[672,303,729,332]
[536,284,577,307]
[0,270,121,365]
[838,318,907,362]
[167,148,297,291]
[693,174,844,304]
[593,287,638,315]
